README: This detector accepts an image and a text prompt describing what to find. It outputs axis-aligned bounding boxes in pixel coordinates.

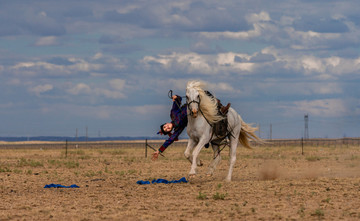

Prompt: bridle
[168,89,202,118]
[186,95,200,116]
[186,92,216,127]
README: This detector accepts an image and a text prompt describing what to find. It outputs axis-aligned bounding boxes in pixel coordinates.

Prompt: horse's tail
[239,119,263,149]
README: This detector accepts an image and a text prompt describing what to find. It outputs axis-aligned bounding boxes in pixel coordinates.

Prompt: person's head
[159,123,173,135]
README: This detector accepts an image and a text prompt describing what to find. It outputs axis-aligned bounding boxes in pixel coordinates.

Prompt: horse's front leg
[184,138,203,166]
[189,138,208,176]
[184,138,196,164]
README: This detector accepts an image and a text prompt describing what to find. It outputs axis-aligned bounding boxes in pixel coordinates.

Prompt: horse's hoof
[188,174,196,179]
[197,160,203,167]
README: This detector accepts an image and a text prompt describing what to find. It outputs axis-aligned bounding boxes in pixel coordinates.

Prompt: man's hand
[152,150,160,161]
[172,95,178,101]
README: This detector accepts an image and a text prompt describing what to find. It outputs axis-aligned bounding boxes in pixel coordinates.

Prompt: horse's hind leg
[225,137,238,182]
[206,143,222,176]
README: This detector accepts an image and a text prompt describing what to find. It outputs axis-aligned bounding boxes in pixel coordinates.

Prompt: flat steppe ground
[1,142,360,220]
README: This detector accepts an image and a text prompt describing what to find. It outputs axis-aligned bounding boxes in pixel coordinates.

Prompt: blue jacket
[159,96,187,153]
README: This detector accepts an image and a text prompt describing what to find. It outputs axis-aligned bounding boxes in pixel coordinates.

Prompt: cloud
[199,11,274,40]
[139,46,360,84]
[141,52,214,74]
[34,36,58,46]
[92,53,103,60]
[290,99,348,117]
[198,9,360,51]
[0,5,66,36]
[298,55,360,78]
[249,53,276,63]
[141,52,259,75]
[293,16,349,33]
[101,44,144,54]
[134,104,165,115]
[259,47,360,78]
[66,80,126,99]
[28,84,54,96]
[6,78,22,86]
[62,6,94,18]
[10,58,102,76]
[34,102,167,122]
[0,102,14,109]
[255,81,343,97]
[246,11,271,23]
[109,79,125,90]
[207,82,241,94]
[101,1,250,33]
[93,88,126,99]
[10,61,66,76]
[190,40,224,54]
[67,83,91,95]
[46,57,75,66]
[99,35,124,44]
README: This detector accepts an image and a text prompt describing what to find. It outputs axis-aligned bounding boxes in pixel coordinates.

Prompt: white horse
[184,81,262,182]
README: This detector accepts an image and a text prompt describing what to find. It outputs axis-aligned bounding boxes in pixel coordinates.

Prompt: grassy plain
[1,143,360,220]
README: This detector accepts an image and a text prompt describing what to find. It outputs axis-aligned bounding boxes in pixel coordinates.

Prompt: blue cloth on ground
[137,177,188,185]
[136,180,151,185]
[44,183,80,188]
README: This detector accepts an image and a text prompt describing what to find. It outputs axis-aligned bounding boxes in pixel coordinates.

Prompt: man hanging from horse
[152,91,230,161]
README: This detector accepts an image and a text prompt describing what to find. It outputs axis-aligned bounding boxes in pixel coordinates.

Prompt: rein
[168,89,214,125]
[168,90,186,110]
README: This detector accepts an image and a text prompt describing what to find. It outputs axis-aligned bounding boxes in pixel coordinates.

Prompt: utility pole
[304,114,309,139]
[258,123,261,139]
[270,123,272,140]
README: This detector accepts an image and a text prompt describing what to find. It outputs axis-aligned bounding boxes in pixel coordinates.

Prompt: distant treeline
[0,136,162,142]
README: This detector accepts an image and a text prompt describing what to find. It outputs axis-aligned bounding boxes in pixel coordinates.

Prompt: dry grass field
[1,142,360,220]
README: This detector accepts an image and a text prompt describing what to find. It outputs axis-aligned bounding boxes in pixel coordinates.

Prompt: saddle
[205,118,228,148]
[204,90,231,140]
[213,99,231,138]
[213,118,228,138]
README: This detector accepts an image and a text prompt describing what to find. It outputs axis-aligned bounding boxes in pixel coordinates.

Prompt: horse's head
[186,87,200,118]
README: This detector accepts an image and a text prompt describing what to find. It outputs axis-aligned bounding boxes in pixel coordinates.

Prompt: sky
[0,0,360,139]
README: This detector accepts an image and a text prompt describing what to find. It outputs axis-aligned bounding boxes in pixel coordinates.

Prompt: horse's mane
[186,81,224,124]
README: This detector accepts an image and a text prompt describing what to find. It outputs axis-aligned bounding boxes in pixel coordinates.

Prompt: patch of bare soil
[1,144,360,220]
